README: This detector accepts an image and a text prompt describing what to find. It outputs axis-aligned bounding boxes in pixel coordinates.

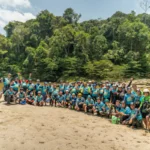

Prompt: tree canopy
[1,8,150,81]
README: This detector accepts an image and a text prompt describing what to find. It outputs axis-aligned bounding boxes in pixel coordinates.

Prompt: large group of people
[1,73,150,132]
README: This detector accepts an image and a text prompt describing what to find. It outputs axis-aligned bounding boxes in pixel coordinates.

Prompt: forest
[0,8,150,81]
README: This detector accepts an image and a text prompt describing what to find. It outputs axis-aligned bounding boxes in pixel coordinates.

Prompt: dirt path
[0,98,150,150]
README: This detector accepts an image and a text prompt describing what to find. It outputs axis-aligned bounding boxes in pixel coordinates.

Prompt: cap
[121,101,126,104]
[44,82,48,84]
[87,95,91,99]
[37,79,40,82]
[97,97,101,100]
[105,99,109,103]
[38,91,41,94]
[130,102,135,105]
[78,93,82,96]
[143,89,150,93]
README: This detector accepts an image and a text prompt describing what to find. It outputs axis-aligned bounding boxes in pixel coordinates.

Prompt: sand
[0,97,150,150]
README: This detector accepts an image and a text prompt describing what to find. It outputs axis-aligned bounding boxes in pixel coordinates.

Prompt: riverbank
[0,96,150,150]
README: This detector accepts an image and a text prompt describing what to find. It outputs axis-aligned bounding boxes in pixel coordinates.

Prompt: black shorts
[78,104,83,109]
[87,105,93,109]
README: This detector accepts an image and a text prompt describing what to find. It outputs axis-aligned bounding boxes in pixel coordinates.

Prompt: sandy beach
[0,97,150,150]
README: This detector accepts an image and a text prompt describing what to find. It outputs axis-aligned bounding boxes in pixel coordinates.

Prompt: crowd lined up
[1,73,150,132]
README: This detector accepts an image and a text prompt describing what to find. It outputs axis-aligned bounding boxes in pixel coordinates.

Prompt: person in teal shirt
[11,80,19,93]
[91,84,99,101]
[3,73,11,93]
[27,79,34,95]
[93,97,105,115]
[124,87,135,106]
[52,84,59,107]
[26,92,35,105]
[82,83,91,99]
[100,99,110,117]
[75,93,85,111]
[41,82,48,105]
[134,89,143,108]
[4,87,15,104]
[56,91,64,107]
[119,101,131,123]
[122,102,142,128]
[59,82,64,93]
[103,84,110,102]
[21,79,27,92]
[70,83,77,94]
[35,91,44,106]
[64,90,71,107]
[16,88,26,104]
[84,95,94,113]
[34,79,41,95]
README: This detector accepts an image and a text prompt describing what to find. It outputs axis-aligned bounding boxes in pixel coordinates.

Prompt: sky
[0,0,146,34]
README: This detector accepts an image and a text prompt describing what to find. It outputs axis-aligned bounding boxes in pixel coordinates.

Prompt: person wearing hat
[35,91,44,106]
[26,92,35,105]
[16,88,26,104]
[59,81,64,93]
[93,97,105,116]
[63,90,71,107]
[4,87,15,104]
[140,89,150,131]
[103,84,110,102]
[119,101,131,123]
[34,79,41,95]
[27,79,34,95]
[122,102,142,129]
[75,94,85,111]
[3,73,11,93]
[84,95,94,113]
[69,93,77,109]
[124,87,135,107]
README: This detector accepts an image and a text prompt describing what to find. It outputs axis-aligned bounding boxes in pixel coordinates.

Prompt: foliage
[0,8,150,80]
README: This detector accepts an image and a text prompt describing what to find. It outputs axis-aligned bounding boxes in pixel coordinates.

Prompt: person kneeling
[26,92,35,105]
[35,91,44,106]
[75,93,85,111]
[16,88,26,104]
[99,99,110,117]
[84,95,94,113]
[122,102,142,129]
